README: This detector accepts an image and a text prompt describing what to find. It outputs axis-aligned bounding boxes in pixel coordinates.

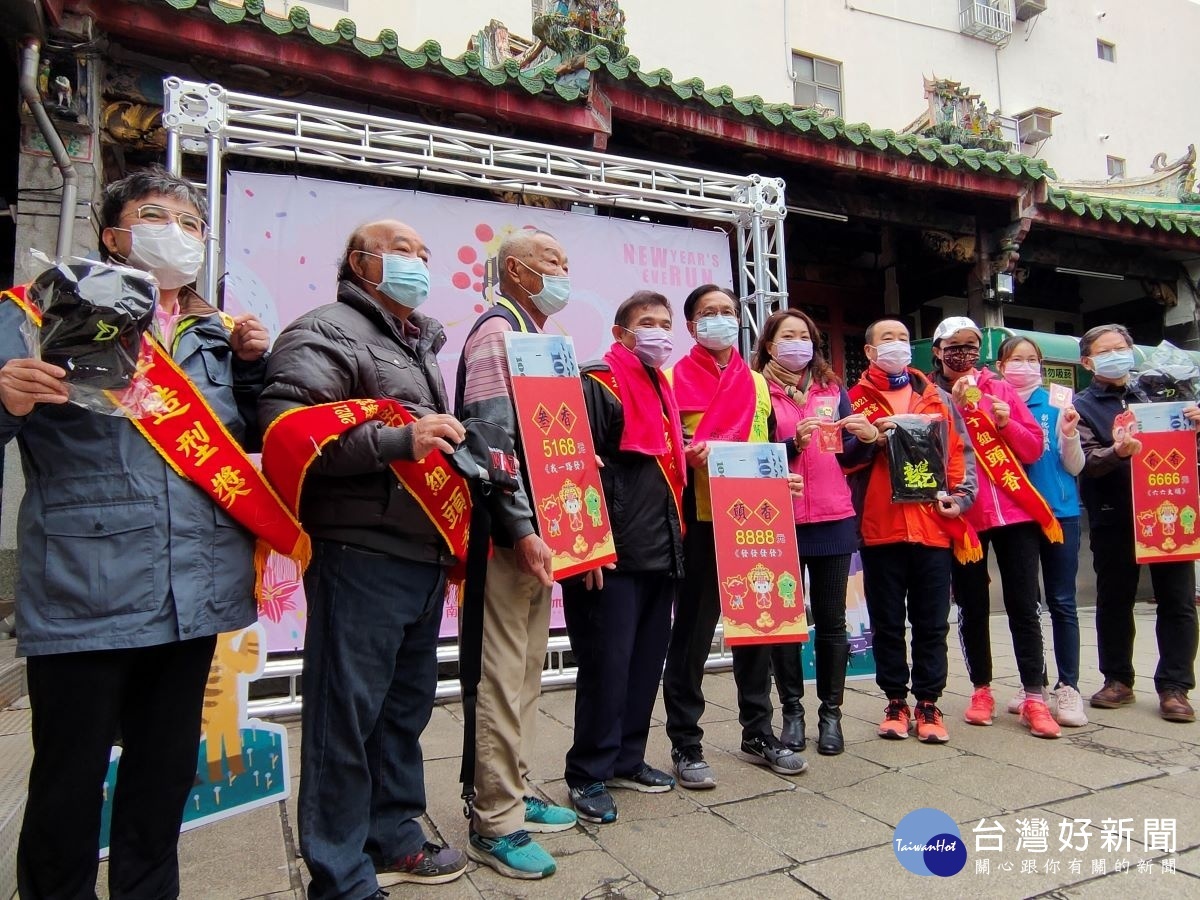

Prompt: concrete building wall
[290,0,1200,182]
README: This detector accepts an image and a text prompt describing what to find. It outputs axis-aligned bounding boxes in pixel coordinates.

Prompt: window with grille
[792,53,842,116]
[1106,156,1126,178]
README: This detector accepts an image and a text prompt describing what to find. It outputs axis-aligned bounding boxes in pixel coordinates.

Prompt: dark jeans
[861,542,952,703]
[563,571,674,787]
[952,521,1046,690]
[663,521,772,747]
[18,635,217,900]
[1039,516,1082,689]
[771,553,853,705]
[299,541,445,900]
[1090,523,1198,692]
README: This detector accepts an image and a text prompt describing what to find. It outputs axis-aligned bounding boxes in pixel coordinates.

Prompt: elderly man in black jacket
[260,219,468,898]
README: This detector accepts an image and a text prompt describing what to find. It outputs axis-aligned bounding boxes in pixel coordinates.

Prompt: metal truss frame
[161,78,786,714]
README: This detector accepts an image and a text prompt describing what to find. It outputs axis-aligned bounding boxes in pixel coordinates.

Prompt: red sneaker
[1020,698,1061,739]
[877,699,911,739]
[964,686,995,726]
[913,702,950,744]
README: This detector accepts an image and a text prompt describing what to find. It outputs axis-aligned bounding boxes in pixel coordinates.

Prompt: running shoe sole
[606,776,674,793]
[523,819,577,834]
[739,750,809,775]
[377,867,466,887]
[466,844,552,881]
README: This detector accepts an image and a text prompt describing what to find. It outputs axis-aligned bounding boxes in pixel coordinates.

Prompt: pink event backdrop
[225,173,734,652]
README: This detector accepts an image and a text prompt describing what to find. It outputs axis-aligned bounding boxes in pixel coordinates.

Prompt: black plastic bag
[886,414,949,503]
[27,258,157,394]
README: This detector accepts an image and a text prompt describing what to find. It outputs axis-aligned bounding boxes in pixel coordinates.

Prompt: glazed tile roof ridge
[1046,188,1200,237]
[157,0,1058,183]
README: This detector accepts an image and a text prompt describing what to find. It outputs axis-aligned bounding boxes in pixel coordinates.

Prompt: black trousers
[861,542,952,703]
[1091,523,1198,692]
[951,521,1046,690]
[663,521,775,746]
[18,636,218,900]
[771,553,853,705]
[563,571,674,787]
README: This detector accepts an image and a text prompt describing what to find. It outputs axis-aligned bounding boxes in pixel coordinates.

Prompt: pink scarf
[603,341,687,476]
[671,344,757,441]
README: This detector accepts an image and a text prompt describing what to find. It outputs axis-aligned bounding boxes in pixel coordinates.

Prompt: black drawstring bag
[446,417,521,494]
[29,259,157,390]
[886,414,949,503]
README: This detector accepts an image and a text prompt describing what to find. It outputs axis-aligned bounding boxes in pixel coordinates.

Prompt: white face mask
[122,222,205,290]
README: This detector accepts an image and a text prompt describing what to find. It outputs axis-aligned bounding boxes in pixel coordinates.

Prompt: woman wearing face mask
[995,337,1088,727]
[930,317,1062,740]
[1075,324,1200,723]
[560,291,687,824]
[751,309,876,755]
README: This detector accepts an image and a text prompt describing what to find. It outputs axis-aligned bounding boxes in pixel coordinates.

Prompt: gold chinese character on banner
[151,386,192,425]
[441,487,468,529]
[1001,470,1021,491]
[332,403,357,425]
[176,420,218,466]
[425,467,450,494]
[211,466,251,508]
[985,447,1008,467]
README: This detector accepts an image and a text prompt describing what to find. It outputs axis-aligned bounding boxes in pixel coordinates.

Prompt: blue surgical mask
[518,259,570,316]
[366,253,430,309]
[1091,349,1134,380]
[695,314,739,351]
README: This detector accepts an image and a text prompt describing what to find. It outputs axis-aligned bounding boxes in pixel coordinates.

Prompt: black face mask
[941,347,980,372]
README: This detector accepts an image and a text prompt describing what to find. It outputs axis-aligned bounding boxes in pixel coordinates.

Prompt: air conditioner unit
[1015,107,1059,144]
[1014,0,1047,21]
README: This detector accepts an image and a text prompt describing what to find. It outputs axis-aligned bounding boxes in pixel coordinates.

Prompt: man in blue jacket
[3,167,270,899]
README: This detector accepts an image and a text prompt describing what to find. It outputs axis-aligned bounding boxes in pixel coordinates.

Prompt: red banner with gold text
[707,441,807,646]
[506,333,616,579]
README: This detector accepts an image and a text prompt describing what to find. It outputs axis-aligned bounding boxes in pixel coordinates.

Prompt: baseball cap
[932,316,982,346]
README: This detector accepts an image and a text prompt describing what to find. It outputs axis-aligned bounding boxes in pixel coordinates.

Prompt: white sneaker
[1006,687,1048,714]
[1052,685,1089,727]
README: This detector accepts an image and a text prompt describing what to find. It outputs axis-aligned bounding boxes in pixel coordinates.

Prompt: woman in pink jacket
[753,309,876,755]
[930,317,1060,740]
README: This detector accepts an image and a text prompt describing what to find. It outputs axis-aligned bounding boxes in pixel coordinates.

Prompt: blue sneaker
[569,782,618,824]
[467,830,556,880]
[523,795,577,833]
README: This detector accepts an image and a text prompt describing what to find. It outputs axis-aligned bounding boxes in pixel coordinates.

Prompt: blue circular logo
[893,808,967,877]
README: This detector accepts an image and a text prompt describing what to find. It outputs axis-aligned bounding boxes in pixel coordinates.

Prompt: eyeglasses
[127,204,207,238]
[695,309,737,319]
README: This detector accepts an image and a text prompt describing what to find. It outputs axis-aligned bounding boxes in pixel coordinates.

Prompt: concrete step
[0,640,23,712]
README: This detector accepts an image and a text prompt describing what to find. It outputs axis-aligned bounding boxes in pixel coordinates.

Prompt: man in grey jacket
[3,166,269,899]
[259,219,468,898]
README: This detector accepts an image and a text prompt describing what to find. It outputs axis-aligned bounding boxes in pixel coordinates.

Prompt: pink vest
[768,380,856,525]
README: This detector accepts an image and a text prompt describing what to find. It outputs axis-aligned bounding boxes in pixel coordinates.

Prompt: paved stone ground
[16,606,1200,899]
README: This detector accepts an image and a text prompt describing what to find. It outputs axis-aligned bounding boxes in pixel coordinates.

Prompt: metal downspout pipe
[18,38,79,262]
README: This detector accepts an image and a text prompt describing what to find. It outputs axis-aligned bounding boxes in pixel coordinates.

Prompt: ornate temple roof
[127,1,1197,244]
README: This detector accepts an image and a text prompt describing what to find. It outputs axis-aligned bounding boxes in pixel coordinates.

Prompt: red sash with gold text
[849,378,983,564]
[3,287,311,598]
[960,405,1063,544]
[586,368,685,528]
[260,398,471,561]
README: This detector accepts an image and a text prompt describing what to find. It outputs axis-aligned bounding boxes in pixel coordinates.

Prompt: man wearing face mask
[662,284,808,787]
[0,166,269,899]
[844,319,977,744]
[554,291,686,824]
[1075,324,1200,723]
[455,229,578,880]
[259,220,470,896]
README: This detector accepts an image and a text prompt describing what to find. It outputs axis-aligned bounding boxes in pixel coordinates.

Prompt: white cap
[932,316,983,346]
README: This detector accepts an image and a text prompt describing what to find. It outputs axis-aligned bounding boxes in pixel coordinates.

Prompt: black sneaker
[671,743,716,790]
[606,763,676,793]
[376,842,467,886]
[568,781,618,824]
[740,734,808,775]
